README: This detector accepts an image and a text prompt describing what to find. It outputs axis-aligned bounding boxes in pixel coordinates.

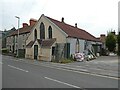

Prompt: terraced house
[6,19,37,57]
[25,14,102,61]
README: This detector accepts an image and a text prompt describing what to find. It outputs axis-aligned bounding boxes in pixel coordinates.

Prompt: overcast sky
[0,0,119,37]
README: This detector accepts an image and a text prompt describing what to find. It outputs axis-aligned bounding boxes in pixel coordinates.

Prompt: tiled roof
[26,38,56,48]
[8,25,34,37]
[26,41,35,48]
[46,16,100,42]
[37,38,56,47]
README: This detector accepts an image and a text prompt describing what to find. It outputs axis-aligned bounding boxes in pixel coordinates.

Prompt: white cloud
[0,0,119,37]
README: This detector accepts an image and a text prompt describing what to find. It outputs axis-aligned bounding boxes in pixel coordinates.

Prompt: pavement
[7,55,119,78]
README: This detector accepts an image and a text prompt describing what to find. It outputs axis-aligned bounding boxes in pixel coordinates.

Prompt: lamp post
[15,16,20,57]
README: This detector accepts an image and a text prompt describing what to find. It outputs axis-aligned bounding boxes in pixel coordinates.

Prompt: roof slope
[37,38,56,47]
[46,16,100,42]
[26,38,56,48]
[8,25,34,36]
[26,41,35,48]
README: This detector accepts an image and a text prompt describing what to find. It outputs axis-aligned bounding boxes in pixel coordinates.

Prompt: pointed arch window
[40,22,45,39]
[34,29,37,40]
[76,39,80,53]
[48,26,52,39]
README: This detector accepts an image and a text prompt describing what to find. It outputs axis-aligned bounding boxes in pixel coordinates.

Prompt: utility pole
[15,16,20,57]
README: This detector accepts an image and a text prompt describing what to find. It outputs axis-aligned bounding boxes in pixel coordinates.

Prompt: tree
[117,32,120,55]
[105,33,116,52]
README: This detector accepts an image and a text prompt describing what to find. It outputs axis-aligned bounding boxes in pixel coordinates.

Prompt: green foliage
[60,59,74,63]
[106,33,116,52]
[2,48,9,53]
[52,58,74,63]
[117,33,120,55]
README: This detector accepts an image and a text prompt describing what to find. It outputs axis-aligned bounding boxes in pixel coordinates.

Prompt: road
[2,55,118,88]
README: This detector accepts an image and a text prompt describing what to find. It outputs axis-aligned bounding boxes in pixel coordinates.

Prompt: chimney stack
[29,18,37,26]
[100,34,106,43]
[23,23,28,28]
[61,17,64,23]
[75,23,77,28]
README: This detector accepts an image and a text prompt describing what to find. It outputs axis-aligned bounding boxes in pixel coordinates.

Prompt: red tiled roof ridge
[46,16,91,33]
[45,16,99,42]
[8,25,34,37]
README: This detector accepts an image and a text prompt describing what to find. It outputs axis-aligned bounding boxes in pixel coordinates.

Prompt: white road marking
[52,63,114,71]
[88,73,119,80]
[41,64,119,80]
[8,65,29,72]
[7,58,119,80]
[44,77,81,88]
[10,59,117,72]
[48,64,88,72]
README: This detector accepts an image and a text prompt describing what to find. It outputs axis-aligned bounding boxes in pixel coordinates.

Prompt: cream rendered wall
[79,39,85,53]
[26,15,68,46]
[25,28,35,59]
[67,38,76,55]
[67,38,85,55]
[25,15,68,61]
[38,47,51,61]
[32,16,67,43]
[25,28,37,59]
[26,39,52,61]
[25,48,33,59]
[26,40,40,60]
[44,16,67,43]
[26,30,34,45]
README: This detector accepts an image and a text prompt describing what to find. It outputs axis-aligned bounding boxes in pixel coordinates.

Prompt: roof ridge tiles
[45,15,99,42]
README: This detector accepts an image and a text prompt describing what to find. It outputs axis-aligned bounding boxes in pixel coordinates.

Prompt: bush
[106,33,116,52]
[117,51,120,56]
[59,58,74,63]
[117,32,120,56]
